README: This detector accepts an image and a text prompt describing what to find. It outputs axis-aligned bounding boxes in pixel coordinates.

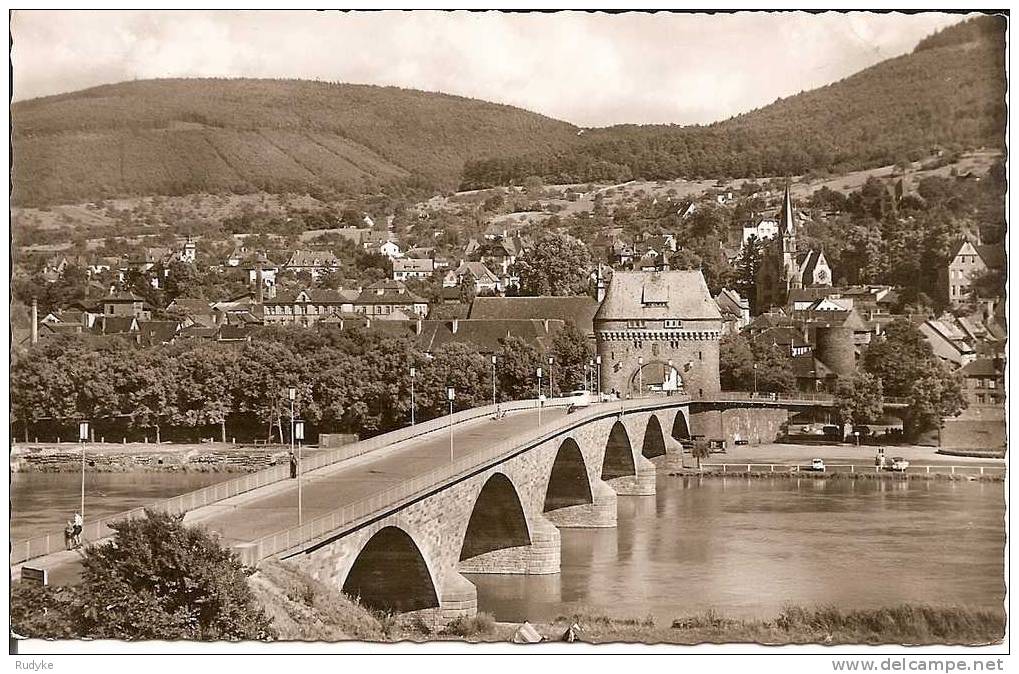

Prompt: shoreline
[667,469,1004,483]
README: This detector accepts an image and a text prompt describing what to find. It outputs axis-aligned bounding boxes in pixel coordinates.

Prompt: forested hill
[11,79,579,206]
[461,15,1006,189]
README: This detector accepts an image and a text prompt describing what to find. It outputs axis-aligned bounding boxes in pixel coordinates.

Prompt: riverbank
[668,468,1005,483]
[10,442,313,473]
[250,561,1004,645]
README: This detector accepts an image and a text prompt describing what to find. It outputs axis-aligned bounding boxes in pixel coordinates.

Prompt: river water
[11,472,1005,623]
[466,476,1005,622]
[10,472,231,542]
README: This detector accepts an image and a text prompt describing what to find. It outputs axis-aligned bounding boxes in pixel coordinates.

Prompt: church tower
[779,184,800,291]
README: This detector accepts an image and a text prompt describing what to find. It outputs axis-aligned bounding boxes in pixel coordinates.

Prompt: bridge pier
[605,453,656,495]
[458,514,560,575]
[435,568,478,625]
[544,477,617,528]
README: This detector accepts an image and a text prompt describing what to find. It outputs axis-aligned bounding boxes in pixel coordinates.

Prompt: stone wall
[940,407,1006,450]
[689,406,789,445]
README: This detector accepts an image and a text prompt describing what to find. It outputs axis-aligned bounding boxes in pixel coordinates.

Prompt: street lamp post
[447,387,456,462]
[537,367,543,428]
[410,367,416,426]
[491,355,497,409]
[667,359,674,395]
[753,363,758,397]
[596,355,602,398]
[637,356,644,397]
[547,356,555,400]
[78,420,89,526]
[288,387,301,525]
[588,359,595,393]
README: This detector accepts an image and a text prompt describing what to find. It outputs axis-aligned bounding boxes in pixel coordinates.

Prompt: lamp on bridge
[588,359,595,393]
[753,363,758,396]
[637,356,644,397]
[596,355,602,398]
[491,355,498,410]
[78,420,89,529]
[288,387,302,525]
[447,387,456,462]
[410,366,416,426]
[547,356,555,399]
[536,367,543,428]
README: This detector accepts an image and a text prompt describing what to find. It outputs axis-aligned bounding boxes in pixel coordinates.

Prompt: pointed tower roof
[780,184,795,235]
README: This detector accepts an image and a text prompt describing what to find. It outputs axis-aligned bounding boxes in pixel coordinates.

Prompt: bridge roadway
[12,405,569,585]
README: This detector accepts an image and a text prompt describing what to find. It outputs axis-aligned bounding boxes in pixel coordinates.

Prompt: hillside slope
[462,15,1006,187]
[12,79,579,206]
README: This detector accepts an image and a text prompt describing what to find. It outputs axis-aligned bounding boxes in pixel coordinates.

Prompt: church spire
[780,183,795,235]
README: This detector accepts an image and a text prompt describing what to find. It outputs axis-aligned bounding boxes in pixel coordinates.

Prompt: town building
[594,270,722,397]
[714,288,751,335]
[262,289,359,326]
[393,257,435,281]
[284,250,341,279]
[944,239,1005,305]
[353,280,428,318]
[958,357,1005,407]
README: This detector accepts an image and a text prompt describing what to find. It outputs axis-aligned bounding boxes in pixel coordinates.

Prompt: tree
[415,342,490,417]
[719,334,755,391]
[513,233,592,296]
[733,235,763,311]
[905,370,967,438]
[548,321,593,394]
[748,341,796,393]
[833,373,884,426]
[861,319,934,397]
[11,509,276,640]
[862,318,966,438]
[496,336,544,400]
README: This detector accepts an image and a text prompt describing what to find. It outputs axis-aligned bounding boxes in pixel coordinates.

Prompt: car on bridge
[565,390,594,408]
[810,458,826,472]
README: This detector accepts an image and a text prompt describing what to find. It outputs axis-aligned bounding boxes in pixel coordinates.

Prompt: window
[627,320,645,329]
[652,343,660,357]
[665,319,682,329]
[976,394,986,404]
[988,378,997,389]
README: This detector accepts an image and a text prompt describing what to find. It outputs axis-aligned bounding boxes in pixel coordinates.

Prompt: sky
[11,10,970,127]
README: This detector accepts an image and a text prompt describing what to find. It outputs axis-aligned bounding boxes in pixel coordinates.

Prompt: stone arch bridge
[234,399,717,625]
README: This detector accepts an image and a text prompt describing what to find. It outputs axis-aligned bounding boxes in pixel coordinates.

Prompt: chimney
[452,318,459,334]
[31,298,38,345]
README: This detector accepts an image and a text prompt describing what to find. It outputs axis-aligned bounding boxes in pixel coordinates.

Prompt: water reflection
[466,476,1005,623]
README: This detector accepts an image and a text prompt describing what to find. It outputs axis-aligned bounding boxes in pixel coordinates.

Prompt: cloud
[11,10,967,127]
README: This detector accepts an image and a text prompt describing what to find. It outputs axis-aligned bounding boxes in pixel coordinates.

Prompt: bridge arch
[602,420,637,480]
[671,408,691,441]
[460,472,531,562]
[342,525,439,613]
[544,438,593,512]
[642,415,667,458]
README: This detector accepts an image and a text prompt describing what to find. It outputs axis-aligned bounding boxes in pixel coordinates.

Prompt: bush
[12,509,276,641]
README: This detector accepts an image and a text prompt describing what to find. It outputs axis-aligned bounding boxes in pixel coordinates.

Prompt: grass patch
[443,613,496,639]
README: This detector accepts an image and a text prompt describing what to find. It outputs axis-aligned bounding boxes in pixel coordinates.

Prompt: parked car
[821,425,841,439]
[890,457,910,472]
[811,458,826,472]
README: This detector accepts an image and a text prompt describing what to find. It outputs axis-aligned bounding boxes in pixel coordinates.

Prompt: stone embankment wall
[689,406,789,445]
[940,406,1006,450]
[11,447,294,473]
